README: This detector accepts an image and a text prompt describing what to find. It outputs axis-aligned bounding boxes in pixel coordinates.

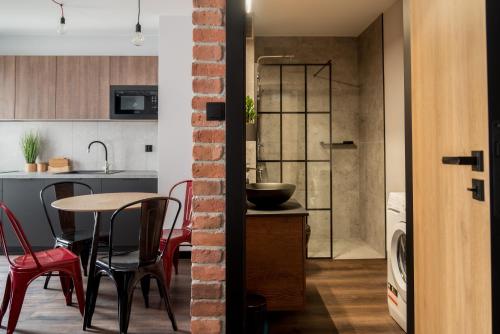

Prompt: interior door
[411,0,492,333]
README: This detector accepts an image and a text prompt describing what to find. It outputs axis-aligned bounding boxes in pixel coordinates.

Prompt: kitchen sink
[58,170,123,175]
[246,183,296,207]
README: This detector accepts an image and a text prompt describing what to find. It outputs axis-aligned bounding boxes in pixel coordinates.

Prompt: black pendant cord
[136,0,142,32]
[51,0,64,19]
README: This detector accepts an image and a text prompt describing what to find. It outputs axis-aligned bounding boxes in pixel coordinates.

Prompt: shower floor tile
[333,238,385,259]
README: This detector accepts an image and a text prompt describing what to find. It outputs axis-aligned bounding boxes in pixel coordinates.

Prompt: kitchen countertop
[0,170,158,179]
[246,199,309,216]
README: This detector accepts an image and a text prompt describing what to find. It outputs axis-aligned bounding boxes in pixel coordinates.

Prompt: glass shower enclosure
[256,63,333,259]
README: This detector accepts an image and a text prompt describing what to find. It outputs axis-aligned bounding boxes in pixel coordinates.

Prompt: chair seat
[162,228,191,241]
[57,228,94,243]
[12,248,78,271]
[97,251,158,271]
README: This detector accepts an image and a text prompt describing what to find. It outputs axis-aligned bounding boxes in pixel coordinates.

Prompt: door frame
[486,0,500,332]
[226,1,418,333]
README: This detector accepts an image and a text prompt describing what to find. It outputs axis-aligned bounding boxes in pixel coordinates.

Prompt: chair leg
[157,273,178,331]
[0,274,11,326]
[86,272,103,328]
[43,272,52,289]
[163,248,174,289]
[80,246,90,277]
[6,276,29,334]
[59,271,73,306]
[71,262,85,316]
[140,276,151,308]
[116,274,134,334]
[173,247,180,275]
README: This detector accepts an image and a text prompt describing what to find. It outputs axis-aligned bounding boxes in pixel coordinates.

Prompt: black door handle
[442,151,483,171]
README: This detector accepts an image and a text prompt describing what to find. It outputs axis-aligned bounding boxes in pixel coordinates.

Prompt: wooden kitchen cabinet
[110,56,158,85]
[15,56,57,119]
[246,201,308,311]
[56,56,110,119]
[0,56,15,119]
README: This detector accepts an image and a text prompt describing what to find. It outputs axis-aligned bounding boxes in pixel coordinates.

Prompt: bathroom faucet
[88,140,109,174]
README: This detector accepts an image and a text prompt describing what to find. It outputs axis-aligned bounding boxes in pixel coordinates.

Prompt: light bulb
[57,16,67,35]
[246,0,252,13]
[132,23,144,46]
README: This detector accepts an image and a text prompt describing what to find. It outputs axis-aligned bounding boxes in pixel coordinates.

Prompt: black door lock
[467,179,485,201]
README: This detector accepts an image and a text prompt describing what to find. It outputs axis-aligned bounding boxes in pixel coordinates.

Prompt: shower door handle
[441,151,483,171]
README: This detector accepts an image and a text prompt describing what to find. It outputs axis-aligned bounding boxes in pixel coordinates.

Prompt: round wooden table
[52,192,159,329]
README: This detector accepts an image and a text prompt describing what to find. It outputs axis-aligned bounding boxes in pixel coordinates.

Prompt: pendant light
[52,0,67,35]
[132,0,144,46]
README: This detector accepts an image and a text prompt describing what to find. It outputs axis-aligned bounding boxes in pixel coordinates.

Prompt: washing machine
[387,192,407,332]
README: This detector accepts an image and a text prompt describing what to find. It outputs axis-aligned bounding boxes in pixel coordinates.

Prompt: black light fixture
[51,0,66,35]
[132,0,144,46]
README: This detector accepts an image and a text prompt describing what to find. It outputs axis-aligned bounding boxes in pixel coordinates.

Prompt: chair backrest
[108,197,182,267]
[168,180,193,229]
[40,181,94,238]
[0,202,41,268]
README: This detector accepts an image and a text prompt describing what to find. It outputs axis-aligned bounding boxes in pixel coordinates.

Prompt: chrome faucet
[88,140,109,174]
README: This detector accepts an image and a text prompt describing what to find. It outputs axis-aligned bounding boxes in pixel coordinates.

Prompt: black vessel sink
[246,183,296,207]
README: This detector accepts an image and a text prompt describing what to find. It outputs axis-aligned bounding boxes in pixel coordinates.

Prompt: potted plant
[246,95,257,141]
[20,131,40,172]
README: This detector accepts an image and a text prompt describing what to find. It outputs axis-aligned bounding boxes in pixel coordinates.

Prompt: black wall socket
[145,145,153,152]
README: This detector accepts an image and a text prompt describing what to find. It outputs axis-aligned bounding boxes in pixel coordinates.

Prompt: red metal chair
[0,202,85,334]
[160,180,193,288]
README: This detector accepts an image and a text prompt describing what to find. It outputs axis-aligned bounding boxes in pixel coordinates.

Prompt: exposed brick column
[191,0,226,333]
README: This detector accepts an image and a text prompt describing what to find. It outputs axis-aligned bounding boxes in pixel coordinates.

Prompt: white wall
[0,35,158,55]
[0,121,157,171]
[157,12,193,229]
[383,0,406,198]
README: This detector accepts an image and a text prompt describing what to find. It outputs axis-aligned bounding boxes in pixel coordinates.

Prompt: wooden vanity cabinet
[246,210,307,311]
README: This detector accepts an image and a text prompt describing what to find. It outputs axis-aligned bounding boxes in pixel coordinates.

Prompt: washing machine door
[390,222,407,302]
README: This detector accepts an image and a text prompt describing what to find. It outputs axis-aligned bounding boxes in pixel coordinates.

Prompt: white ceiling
[0,0,191,36]
[253,0,398,37]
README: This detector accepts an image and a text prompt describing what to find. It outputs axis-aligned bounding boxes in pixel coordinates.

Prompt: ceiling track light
[132,0,145,46]
[51,0,66,35]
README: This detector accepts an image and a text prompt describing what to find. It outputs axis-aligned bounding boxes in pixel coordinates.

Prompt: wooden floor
[0,257,191,334]
[268,259,405,334]
[0,257,403,334]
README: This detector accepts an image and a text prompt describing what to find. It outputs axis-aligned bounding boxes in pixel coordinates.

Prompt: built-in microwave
[110,85,158,120]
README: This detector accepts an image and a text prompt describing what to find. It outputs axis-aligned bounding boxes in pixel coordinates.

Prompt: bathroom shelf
[320,141,357,149]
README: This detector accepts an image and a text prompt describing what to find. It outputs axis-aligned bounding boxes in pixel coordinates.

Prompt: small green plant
[246,95,256,124]
[20,131,40,164]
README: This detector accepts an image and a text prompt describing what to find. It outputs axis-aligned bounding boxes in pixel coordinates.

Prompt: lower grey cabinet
[101,178,157,248]
[0,177,157,252]
[2,179,51,249]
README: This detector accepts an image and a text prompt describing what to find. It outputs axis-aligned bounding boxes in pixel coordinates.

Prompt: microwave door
[119,95,146,114]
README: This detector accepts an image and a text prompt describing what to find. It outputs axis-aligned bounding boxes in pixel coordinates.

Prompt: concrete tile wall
[358,17,386,256]
[0,121,158,171]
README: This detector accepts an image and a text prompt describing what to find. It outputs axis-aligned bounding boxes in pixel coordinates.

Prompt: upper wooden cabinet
[110,56,158,85]
[56,56,110,119]
[0,56,15,119]
[15,56,57,120]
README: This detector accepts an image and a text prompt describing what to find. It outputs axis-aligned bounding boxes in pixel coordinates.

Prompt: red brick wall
[191,0,226,333]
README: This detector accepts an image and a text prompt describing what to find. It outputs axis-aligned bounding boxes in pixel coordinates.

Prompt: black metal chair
[40,181,95,289]
[85,196,181,334]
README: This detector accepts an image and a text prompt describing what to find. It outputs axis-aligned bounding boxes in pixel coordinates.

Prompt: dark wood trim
[486,0,500,332]
[402,0,414,333]
[225,0,247,332]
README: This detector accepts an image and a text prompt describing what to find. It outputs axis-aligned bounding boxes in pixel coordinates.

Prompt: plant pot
[246,123,257,141]
[25,163,37,173]
[37,162,48,172]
